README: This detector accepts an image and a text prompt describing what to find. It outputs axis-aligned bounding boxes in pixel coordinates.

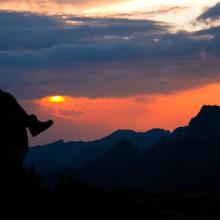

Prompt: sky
[1,0,220,145]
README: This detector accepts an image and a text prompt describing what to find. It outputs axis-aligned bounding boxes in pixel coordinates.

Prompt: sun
[49,96,66,103]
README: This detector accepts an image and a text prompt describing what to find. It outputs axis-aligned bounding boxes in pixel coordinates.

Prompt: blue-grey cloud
[0,11,220,99]
[0,11,63,27]
[0,12,167,50]
[197,2,220,21]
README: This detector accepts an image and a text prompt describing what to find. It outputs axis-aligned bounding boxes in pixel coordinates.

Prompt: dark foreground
[2,105,220,218]
[2,166,220,219]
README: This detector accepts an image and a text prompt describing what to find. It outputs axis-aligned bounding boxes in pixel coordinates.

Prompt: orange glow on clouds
[0,0,130,14]
[37,83,220,138]
[24,82,220,145]
[1,0,219,30]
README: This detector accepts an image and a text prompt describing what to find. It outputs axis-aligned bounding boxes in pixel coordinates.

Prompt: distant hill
[81,140,141,172]
[78,105,220,190]
[25,128,169,173]
[26,105,220,191]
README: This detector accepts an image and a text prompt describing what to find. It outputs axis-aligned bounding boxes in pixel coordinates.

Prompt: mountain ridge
[26,105,220,191]
[78,105,220,190]
[25,127,169,172]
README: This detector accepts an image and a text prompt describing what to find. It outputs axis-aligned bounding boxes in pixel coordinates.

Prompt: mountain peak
[109,140,139,154]
[145,128,170,135]
[200,105,220,112]
[187,105,220,139]
[190,105,220,124]
[111,129,136,136]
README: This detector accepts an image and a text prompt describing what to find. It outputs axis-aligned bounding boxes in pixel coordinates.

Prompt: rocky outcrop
[186,105,220,140]
[0,110,28,167]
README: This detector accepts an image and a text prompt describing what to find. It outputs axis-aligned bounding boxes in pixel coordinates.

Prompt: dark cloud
[0,11,220,99]
[0,12,167,50]
[197,2,220,21]
[0,11,63,27]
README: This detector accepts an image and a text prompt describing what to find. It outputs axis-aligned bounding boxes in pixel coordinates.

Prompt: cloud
[0,11,63,28]
[197,2,220,21]
[0,0,130,13]
[0,12,167,50]
[59,109,83,116]
[0,11,220,99]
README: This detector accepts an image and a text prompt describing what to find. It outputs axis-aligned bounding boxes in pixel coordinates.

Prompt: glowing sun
[49,96,66,103]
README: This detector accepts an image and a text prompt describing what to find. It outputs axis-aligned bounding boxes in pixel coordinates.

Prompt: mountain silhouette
[75,105,220,190]
[186,105,220,139]
[25,105,220,191]
[4,103,220,217]
[82,140,140,172]
[25,128,169,172]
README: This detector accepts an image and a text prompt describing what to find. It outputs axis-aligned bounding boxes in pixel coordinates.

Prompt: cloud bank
[0,9,219,99]
[198,2,220,21]
[0,0,130,13]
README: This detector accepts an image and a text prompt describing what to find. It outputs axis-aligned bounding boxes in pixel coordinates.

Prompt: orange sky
[2,1,220,145]
[24,82,220,145]
[1,0,219,30]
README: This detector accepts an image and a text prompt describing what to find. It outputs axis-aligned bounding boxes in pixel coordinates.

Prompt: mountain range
[25,105,220,191]
[25,128,169,172]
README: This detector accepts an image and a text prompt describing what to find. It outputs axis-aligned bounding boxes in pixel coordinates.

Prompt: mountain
[82,140,140,172]
[186,105,220,139]
[100,129,170,151]
[77,105,220,190]
[25,140,89,173]
[25,128,169,173]
[67,128,170,169]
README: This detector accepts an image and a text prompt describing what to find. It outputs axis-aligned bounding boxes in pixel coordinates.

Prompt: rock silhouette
[0,90,54,201]
[0,106,28,167]
[0,90,53,168]
[186,105,220,140]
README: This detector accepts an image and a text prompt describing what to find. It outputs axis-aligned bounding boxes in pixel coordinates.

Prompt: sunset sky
[1,0,220,145]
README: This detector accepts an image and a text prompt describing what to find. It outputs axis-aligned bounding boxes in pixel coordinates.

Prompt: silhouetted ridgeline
[24,105,220,191]
[79,105,220,190]
[25,128,169,172]
[3,105,220,217]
